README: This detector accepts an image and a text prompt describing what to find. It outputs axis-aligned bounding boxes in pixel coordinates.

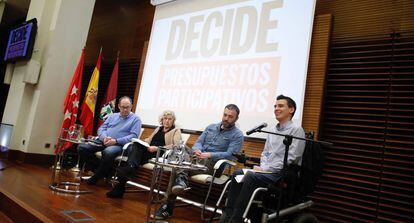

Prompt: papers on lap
[234,168,272,183]
[131,138,150,148]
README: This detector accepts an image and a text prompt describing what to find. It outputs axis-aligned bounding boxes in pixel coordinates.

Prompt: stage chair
[85,128,145,184]
[94,128,145,161]
[189,158,237,221]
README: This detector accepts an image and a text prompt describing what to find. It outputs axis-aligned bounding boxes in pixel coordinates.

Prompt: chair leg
[111,150,127,186]
[202,170,223,222]
[208,179,231,221]
[78,162,88,181]
[217,180,232,207]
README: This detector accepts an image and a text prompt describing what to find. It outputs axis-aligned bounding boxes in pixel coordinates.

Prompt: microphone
[246,122,267,135]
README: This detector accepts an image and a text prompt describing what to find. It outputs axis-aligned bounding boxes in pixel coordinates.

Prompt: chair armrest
[122,141,134,150]
[213,159,236,170]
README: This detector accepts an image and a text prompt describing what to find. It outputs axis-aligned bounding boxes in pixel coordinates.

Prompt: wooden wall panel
[133,41,148,111]
[313,31,414,223]
[312,1,414,222]
[84,0,155,64]
[316,0,414,40]
[302,14,332,139]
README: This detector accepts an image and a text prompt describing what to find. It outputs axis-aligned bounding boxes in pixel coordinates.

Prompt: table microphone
[246,122,267,135]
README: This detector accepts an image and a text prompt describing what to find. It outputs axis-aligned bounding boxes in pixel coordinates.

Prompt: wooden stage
[0,159,208,223]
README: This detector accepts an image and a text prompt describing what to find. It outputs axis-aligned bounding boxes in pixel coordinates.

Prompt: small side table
[49,136,92,194]
[145,155,207,222]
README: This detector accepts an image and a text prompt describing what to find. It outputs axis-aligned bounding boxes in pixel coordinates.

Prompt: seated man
[220,95,306,223]
[155,104,244,220]
[78,96,141,185]
[106,110,182,198]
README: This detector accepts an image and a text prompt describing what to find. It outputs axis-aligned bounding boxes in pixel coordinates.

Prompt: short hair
[159,110,176,125]
[225,104,240,117]
[276,95,297,118]
[118,96,132,105]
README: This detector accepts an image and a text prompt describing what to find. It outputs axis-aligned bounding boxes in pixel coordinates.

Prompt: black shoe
[172,177,188,195]
[106,184,125,198]
[86,174,100,185]
[155,204,173,220]
[117,165,136,179]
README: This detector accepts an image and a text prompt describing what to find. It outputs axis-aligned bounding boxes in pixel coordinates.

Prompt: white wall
[2,0,96,154]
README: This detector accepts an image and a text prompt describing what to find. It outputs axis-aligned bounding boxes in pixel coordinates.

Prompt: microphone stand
[255,129,331,223]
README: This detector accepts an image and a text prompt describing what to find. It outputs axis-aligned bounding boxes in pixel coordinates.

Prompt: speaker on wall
[22,59,41,84]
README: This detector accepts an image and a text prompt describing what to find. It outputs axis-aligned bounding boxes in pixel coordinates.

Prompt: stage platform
[0,159,205,223]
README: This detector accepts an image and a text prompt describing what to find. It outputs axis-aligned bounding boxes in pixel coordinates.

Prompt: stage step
[0,211,14,223]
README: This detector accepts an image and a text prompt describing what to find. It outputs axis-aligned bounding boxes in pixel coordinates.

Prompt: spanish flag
[80,49,102,136]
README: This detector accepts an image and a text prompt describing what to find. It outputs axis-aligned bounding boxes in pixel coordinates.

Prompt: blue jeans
[78,143,123,179]
[223,169,282,223]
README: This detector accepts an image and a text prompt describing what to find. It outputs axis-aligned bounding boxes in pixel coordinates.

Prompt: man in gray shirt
[220,95,306,223]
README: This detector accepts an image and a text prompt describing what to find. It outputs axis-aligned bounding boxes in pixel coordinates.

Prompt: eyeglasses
[119,106,131,110]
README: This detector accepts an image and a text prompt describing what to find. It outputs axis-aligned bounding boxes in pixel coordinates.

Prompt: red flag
[55,49,84,153]
[98,53,119,127]
[80,50,102,136]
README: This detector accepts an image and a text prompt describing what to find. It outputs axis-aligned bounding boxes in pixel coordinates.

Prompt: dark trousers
[125,143,155,169]
[223,169,282,223]
[77,143,123,178]
[115,143,158,190]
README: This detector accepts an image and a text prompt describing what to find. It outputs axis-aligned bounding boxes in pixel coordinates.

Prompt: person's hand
[104,137,112,144]
[193,149,202,157]
[104,137,116,146]
[253,165,263,171]
[199,152,211,159]
[147,146,158,153]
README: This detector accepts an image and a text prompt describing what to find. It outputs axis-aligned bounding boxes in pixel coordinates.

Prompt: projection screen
[136,0,316,138]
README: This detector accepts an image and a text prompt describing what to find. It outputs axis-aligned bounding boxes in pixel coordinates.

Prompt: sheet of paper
[242,168,272,174]
[235,168,273,183]
[235,174,244,183]
[132,138,150,147]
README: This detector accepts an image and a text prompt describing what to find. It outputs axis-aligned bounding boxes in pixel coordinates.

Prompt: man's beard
[222,122,235,129]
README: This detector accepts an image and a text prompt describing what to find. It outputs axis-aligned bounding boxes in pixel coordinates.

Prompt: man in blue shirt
[155,104,244,220]
[220,95,306,223]
[78,96,141,185]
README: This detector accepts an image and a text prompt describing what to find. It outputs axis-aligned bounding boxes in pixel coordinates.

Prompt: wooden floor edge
[0,187,55,223]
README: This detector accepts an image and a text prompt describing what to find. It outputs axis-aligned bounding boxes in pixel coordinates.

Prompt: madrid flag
[55,49,84,153]
[80,50,102,136]
[98,53,119,127]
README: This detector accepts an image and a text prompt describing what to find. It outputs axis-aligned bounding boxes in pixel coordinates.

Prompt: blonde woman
[106,110,182,198]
